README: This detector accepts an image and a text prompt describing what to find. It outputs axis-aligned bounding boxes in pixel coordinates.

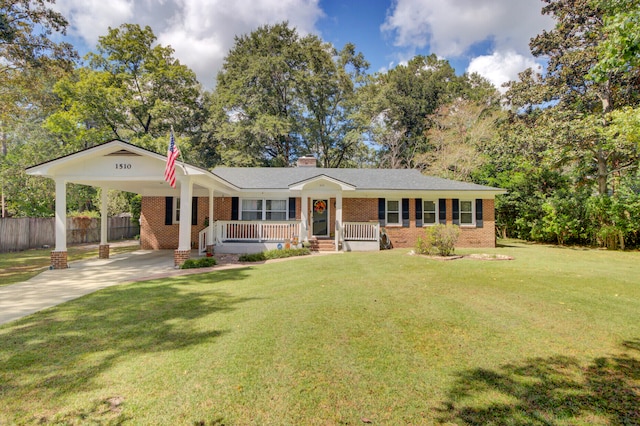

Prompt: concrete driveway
[0,250,177,325]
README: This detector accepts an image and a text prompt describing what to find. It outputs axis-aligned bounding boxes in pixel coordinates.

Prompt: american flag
[164,128,180,188]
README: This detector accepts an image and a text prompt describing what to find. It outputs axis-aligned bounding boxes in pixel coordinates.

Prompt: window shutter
[438,199,446,224]
[165,197,173,225]
[231,197,239,220]
[452,199,460,225]
[476,199,484,228]
[402,198,410,227]
[415,198,423,227]
[191,197,198,226]
[288,198,296,220]
[378,198,386,226]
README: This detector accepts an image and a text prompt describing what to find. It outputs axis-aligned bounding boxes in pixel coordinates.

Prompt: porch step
[309,238,335,252]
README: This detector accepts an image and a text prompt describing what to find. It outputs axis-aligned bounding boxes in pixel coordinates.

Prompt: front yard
[0,241,638,424]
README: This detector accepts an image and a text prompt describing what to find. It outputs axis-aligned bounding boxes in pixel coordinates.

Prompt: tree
[211,22,369,167]
[46,24,204,155]
[0,0,76,216]
[506,0,640,195]
[363,55,464,168]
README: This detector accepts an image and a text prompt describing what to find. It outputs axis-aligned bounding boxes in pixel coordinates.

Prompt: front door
[312,199,329,237]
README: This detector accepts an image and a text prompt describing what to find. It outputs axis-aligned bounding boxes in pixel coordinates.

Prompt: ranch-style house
[26,140,505,268]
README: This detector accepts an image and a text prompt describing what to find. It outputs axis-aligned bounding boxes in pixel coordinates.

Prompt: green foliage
[180,257,217,269]
[46,24,204,151]
[211,22,368,167]
[239,248,311,262]
[415,224,460,256]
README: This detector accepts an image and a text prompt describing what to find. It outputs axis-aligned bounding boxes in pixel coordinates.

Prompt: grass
[0,242,140,286]
[0,240,638,425]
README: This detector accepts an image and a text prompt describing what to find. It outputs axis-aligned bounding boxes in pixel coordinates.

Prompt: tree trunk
[596,149,608,195]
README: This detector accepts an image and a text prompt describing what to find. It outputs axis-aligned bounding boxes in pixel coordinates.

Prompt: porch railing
[342,222,379,241]
[216,221,301,242]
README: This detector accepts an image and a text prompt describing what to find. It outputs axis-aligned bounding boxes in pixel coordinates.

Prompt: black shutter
[476,199,484,228]
[231,197,239,220]
[439,199,447,224]
[378,198,386,226]
[402,198,410,227]
[452,199,460,225]
[165,197,173,225]
[191,197,198,226]
[289,198,296,220]
[415,198,423,227]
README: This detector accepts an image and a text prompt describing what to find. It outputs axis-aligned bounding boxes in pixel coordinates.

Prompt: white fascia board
[288,174,356,191]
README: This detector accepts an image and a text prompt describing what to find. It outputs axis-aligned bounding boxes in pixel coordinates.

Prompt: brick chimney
[297,155,317,167]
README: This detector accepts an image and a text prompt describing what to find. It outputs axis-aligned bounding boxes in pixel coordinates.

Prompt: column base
[51,250,68,269]
[99,244,110,259]
[174,249,191,267]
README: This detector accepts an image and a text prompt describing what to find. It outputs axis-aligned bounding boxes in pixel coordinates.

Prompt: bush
[180,257,217,269]
[415,224,460,256]
[239,248,311,262]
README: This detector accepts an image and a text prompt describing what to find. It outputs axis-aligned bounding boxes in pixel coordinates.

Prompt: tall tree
[363,55,465,168]
[46,24,204,155]
[0,0,76,217]
[211,22,370,167]
[505,0,640,195]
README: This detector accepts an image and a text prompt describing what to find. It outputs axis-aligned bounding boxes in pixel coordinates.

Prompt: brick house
[27,140,505,268]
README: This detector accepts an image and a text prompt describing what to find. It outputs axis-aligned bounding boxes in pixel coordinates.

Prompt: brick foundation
[174,249,191,267]
[98,244,110,259]
[51,250,68,269]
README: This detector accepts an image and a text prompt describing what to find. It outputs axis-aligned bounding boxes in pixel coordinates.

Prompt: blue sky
[52,0,554,90]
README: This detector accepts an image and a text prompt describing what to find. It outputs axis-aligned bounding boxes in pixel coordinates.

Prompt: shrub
[239,248,311,262]
[180,257,217,269]
[415,224,460,256]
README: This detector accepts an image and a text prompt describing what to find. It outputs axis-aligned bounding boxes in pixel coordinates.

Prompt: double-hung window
[241,199,262,220]
[386,200,401,225]
[423,200,437,225]
[241,198,288,221]
[460,200,474,225]
[174,197,181,223]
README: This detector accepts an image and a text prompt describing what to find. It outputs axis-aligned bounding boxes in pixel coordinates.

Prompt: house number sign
[115,163,132,170]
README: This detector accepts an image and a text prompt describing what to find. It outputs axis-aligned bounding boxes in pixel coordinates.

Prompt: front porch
[198,220,380,254]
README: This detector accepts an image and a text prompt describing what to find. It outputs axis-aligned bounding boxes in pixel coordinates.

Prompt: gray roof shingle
[211,167,503,192]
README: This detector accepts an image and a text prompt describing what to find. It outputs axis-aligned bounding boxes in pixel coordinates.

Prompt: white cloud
[54,0,324,89]
[382,0,554,58]
[466,50,540,91]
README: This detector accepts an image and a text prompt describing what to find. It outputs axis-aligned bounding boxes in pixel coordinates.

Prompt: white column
[335,193,342,251]
[54,178,67,252]
[178,177,193,251]
[207,187,214,246]
[300,194,309,241]
[100,188,108,245]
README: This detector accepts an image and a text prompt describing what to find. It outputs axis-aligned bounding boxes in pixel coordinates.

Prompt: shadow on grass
[0,268,256,423]
[438,339,640,425]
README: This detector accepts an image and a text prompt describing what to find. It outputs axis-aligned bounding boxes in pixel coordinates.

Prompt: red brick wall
[141,196,497,250]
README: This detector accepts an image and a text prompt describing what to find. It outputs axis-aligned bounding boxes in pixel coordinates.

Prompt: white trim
[386,199,401,226]
[312,198,330,237]
[422,199,438,226]
[459,199,475,226]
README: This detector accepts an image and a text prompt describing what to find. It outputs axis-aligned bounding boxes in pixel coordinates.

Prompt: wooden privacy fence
[0,217,140,252]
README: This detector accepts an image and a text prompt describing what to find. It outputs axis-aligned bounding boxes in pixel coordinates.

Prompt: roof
[211,167,504,192]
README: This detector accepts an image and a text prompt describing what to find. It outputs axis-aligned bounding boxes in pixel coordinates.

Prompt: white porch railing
[216,221,301,242]
[342,222,379,241]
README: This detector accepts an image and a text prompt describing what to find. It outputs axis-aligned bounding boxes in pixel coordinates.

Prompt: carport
[26,140,223,268]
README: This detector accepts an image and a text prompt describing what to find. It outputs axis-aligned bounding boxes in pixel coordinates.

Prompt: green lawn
[0,243,140,286]
[0,241,638,425]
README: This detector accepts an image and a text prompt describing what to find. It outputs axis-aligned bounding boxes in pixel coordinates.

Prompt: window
[460,200,473,225]
[241,199,262,220]
[241,198,288,221]
[386,200,400,225]
[174,197,181,223]
[423,200,437,225]
[266,199,287,221]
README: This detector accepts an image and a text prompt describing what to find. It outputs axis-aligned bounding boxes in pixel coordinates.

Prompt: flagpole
[171,126,188,176]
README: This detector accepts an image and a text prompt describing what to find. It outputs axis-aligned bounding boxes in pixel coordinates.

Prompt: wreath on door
[313,200,327,215]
